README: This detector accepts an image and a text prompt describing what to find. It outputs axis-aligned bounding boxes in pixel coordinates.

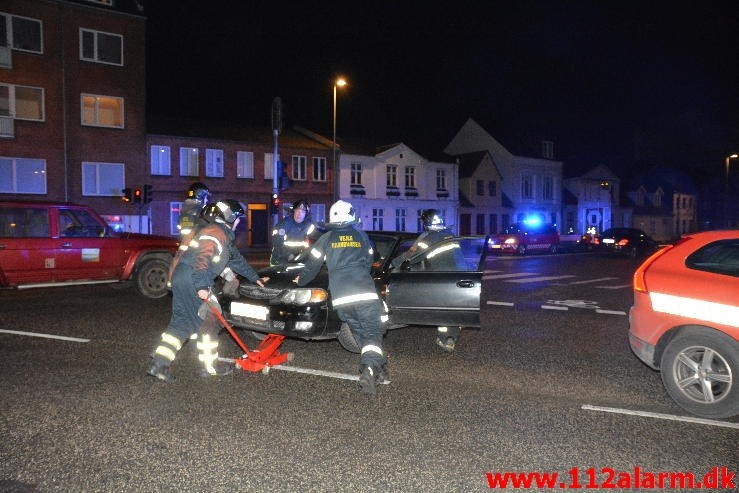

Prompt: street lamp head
[335,77,347,89]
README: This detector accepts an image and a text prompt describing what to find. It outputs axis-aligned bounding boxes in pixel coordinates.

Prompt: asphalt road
[1,252,737,492]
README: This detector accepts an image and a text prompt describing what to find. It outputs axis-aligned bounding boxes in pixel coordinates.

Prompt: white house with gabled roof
[338,143,459,233]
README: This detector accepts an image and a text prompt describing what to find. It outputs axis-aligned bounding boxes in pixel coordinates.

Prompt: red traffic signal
[133,188,142,203]
[271,195,280,214]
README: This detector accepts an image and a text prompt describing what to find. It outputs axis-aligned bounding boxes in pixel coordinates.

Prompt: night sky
[145,1,739,181]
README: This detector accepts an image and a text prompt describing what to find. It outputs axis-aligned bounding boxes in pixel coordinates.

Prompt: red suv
[488,221,560,255]
[0,200,179,299]
[629,230,739,418]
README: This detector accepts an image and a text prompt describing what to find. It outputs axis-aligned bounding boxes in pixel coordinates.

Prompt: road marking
[595,309,627,316]
[542,305,568,311]
[486,300,515,307]
[0,329,90,343]
[483,272,538,280]
[567,277,618,285]
[508,275,576,283]
[596,284,632,290]
[581,404,739,430]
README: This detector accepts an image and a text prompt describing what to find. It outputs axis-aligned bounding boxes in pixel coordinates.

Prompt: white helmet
[329,200,358,225]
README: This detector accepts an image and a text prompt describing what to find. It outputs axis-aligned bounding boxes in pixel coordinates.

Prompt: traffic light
[121,188,132,203]
[271,195,280,214]
[133,188,142,203]
[143,184,153,204]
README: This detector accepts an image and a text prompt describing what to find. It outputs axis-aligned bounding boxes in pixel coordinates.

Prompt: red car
[488,221,560,255]
[0,200,179,299]
[629,230,739,418]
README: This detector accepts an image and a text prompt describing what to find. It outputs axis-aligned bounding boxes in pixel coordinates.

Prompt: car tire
[134,258,170,299]
[660,328,739,419]
[338,322,360,353]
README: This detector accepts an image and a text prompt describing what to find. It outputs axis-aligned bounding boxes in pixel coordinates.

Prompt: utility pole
[271,97,283,227]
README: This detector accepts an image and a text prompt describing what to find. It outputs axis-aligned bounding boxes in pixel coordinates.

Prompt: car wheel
[516,244,527,255]
[135,258,170,299]
[660,328,739,419]
[338,322,360,353]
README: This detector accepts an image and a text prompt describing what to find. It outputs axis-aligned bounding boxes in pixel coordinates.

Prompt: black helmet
[186,182,211,202]
[291,199,310,212]
[421,209,445,231]
[202,199,245,225]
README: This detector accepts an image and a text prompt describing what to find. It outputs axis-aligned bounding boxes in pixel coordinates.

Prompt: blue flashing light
[523,216,542,227]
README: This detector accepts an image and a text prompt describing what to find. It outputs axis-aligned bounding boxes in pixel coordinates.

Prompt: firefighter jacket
[177,221,261,292]
[392,227,454,268]
[297,224,379,308]
[270,216,317,265]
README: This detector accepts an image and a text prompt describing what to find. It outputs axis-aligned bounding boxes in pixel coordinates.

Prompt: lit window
[0,84,44,121]
[81,94,123,128]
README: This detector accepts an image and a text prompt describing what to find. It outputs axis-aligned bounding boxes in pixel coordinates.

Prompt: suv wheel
[135,258,170,299]
[660,328,739,419]
[338,322,360,353]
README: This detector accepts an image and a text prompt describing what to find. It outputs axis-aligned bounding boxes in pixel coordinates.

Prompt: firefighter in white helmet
[296,200,387,396]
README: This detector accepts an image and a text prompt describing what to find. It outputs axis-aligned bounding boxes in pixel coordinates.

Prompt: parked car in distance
[0,200,179,299]
[487,220,560,255]
[629,230,739,418]
[221,232,488,352]
[596,227,658,257]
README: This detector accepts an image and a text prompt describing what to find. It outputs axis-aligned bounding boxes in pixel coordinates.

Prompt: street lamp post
[726,154,738,228]
[332,77,347,202]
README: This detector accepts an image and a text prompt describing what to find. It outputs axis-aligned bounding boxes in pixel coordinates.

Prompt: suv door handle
[457,280,475,288]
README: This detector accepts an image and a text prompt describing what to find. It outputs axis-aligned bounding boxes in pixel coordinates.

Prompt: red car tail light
[633,244,673,293]
[617,238,630,247]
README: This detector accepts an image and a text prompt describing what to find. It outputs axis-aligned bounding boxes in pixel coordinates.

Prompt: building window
[404,167,416,188]
[81,94,123,128]
[169,202,182,236]
[179,147,199,177]
[150,145,171,176]
[311,203,326,224]
[205,149,224,178]
[543,176,554,200]
[542,140,554,159]
[292,155,307,181]
[436,169,446,190]
[387,165,398,187]
[0,157,46,194]
[372,208,384,230]
[476,179,484,196]
[1,13,42,53]
[489,214,498,234]
[476,214,485,234]
[264,153,275,179]
[395,208,406,231]
[80,28,123,66]
[488,180,497,197]
[0,84,44,121]
[237,151,254,179]
[521,174,533,199]
[351,162,362,185]
[82,161,124,196]
[313,157,327,181]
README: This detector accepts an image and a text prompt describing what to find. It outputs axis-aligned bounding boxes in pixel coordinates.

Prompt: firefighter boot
[200,360,234,378]
[147,361,176,383]
[358,365,378,396]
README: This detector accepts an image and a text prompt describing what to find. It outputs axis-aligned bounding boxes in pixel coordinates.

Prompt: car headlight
[504,238,517,245]
[277,288,328,305]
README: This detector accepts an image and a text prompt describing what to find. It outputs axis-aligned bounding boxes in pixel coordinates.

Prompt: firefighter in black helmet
[270,198,317,265]
[393,209,462,352]
[296,200,387,396]
[148,199,268,383]
[178,182,211,240]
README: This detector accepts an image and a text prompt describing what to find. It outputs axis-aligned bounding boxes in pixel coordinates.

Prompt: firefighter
[393,209,461,352]
[148,199,267,383]
[296,200,387,396]
[270,199,317,265]
[177,182,211,240]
